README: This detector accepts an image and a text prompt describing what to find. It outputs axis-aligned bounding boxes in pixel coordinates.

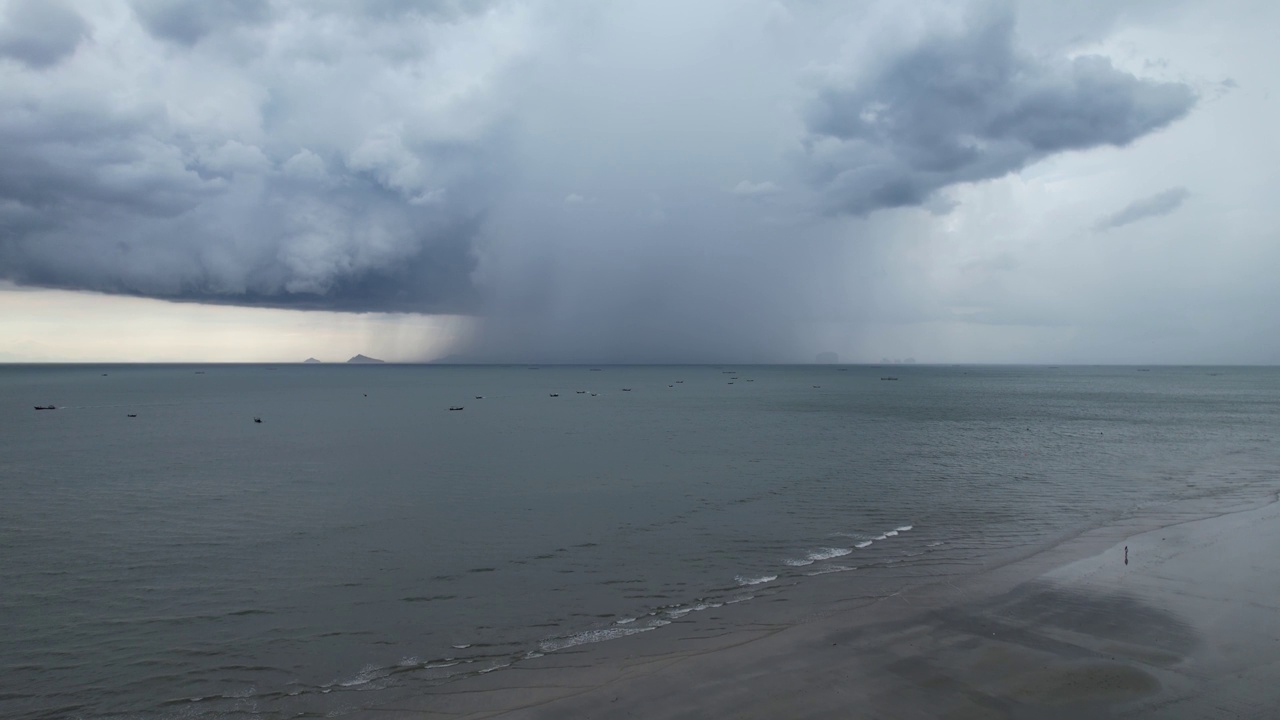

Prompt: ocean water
[2,364,1278,719]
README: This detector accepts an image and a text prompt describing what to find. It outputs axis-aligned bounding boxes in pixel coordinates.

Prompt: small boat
[590,393,597,396]
[34,405,56,410]
[621,388,632,392]
[475,396,484,399]
[880,377,898,381]
[576,391,586,394]
[812,385,821,388]
[449,406,464,411]
[127,414,137,418]
[253,416,262,423]
[549,393,559,397]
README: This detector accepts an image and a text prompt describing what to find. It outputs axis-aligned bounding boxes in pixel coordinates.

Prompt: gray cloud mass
[1093,187,1190,231]
[804,5,1195,215]
[0,0,1227,361]
[0,0,88,68]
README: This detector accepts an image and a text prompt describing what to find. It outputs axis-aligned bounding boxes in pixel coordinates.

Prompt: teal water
[2,364,1277,718]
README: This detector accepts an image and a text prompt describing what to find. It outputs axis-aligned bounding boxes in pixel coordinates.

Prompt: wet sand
[385,496,1280,719]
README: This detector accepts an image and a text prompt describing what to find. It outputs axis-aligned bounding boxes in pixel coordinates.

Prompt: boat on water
[34,405,55,410]
[253,416,262,423]
[549,393,559,397]
[449,406,465,411]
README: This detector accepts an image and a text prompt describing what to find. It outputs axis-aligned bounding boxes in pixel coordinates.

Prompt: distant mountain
[303,357,322,364]
[347,354,385,364]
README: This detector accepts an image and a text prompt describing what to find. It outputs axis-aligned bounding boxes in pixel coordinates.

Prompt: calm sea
[2,364,1277,719]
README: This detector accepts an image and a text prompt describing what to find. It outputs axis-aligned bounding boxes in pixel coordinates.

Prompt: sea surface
[2,364,1278,719]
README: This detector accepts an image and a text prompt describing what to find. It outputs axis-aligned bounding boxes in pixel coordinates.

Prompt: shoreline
[386,491,1280,718]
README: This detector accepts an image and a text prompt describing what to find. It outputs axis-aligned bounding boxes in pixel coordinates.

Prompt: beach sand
[386,496,1280,719]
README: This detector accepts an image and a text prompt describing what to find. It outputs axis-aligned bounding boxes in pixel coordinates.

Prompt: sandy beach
[382,494,1280,719]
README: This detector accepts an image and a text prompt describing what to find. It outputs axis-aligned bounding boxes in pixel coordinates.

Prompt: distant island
[347,354,385,364]
[303,357,322,364]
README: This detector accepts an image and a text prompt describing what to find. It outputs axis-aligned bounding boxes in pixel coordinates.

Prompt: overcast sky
[1,0,1275,363]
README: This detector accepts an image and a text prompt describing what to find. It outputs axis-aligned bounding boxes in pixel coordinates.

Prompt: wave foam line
[806,565,855,576]
[539,626,655,653]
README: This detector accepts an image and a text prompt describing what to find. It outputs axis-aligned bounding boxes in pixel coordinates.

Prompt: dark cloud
[1093,186,1190,231]
[0,2,518,313]
[131,0,269,45]
[312,0,493,22]
[0,0,88,68]
[804,5,1196,215]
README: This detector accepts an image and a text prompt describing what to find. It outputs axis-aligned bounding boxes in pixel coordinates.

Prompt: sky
[1,0,1276,363]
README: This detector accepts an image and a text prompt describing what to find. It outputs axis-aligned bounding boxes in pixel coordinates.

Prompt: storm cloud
[804,5,1195,215]
[0,0,88,68]
[1093,187,1190,231]
[3,0,1258,363]
[0,0,526,312]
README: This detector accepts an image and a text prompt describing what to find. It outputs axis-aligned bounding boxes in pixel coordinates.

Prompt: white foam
[806,565,855,576]
[667,602,716,619]
[884,530,898,537]
[896,525,914,532]
[855,541,873,549]
[809,547,852,561]
[479,662,511,674]
[451,644,471,649]
[539,626,655,653]
[735,574,778,586]
[615,617,637,625]
[725,595,754,604]
[784,558,814,567]
[873,534,887,541]
[926,541,945,547]
[337,665,382,688]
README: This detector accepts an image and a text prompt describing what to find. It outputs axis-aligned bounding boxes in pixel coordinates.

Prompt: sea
[2,364,1278,719]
